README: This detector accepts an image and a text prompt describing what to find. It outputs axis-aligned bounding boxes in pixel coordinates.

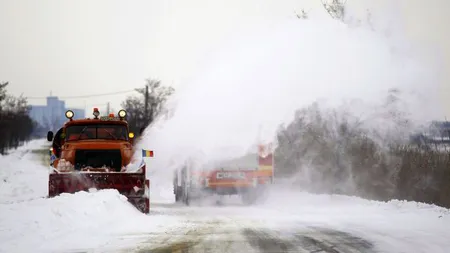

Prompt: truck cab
[47,108,135,172]
[174,144,274,205]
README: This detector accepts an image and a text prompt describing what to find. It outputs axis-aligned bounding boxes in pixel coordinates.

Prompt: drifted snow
[261,187,450,253]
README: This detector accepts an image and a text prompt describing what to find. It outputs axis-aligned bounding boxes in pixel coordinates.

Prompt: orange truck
[173,144,274,205]
[47,108,150,213]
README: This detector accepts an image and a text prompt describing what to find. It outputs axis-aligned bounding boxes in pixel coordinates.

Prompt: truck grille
[74,149,122,172]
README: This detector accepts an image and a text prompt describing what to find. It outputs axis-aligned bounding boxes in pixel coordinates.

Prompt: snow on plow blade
[48,167,150,214]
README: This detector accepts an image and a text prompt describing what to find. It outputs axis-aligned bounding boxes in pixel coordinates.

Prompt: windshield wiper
[76,126,89,141]
[102,128,118,140]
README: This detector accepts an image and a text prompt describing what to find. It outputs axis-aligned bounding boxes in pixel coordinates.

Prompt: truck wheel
[182,188,190,206]
[175,189,180,202]
[175,187,183,202]
[185,191,190,206]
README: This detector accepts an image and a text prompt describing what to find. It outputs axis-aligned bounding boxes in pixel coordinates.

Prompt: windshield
[65,124,128,141]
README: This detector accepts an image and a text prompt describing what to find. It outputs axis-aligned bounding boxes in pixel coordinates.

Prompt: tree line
[0,82,34,155]
[274,90,450,209]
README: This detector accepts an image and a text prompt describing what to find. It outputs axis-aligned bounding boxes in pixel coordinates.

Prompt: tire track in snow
[125,224,376,252]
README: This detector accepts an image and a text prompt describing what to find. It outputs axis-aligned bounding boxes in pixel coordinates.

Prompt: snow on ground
[0,141,450,252]
[0,139,49,203]
[0,140,183,253]
[257,186,450,253]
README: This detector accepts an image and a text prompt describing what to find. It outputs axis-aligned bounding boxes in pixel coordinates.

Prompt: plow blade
[48,168,149,213]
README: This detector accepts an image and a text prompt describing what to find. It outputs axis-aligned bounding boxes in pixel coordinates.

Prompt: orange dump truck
[47,108,150,213]
[173,144,274,205]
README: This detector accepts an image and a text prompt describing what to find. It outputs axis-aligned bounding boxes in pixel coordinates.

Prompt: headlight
[118,109,127,118]
[65,110,74,119]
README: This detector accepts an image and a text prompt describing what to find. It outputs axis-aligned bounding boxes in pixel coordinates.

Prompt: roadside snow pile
[259,189,450,253]
[0,189,182,253]
[0,140,182,253]
[263,187,450,219]
[0,139,49,203]
[260,188,450,252]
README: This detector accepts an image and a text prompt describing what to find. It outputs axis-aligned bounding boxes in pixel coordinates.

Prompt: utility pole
[84,100,87,118]
[144,84,149,126]
[106,102,110,115]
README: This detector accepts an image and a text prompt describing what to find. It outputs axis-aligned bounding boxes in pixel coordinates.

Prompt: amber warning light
[93,108,100,118]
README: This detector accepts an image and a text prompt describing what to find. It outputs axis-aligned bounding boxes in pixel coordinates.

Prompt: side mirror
[139,127,145,135]
[47,131,54,142]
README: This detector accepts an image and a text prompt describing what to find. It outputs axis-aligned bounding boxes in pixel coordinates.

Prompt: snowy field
[0,140,449,252]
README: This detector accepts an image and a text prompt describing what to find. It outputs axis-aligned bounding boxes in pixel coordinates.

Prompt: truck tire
[184,190,190,206]
[181,187,190,206]
[175,187,182,202]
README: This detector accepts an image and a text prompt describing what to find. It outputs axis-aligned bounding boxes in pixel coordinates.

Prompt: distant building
[29,96,85,136]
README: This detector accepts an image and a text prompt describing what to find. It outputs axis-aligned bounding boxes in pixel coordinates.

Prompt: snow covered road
[1,140,450,253]
[115,194,450,253]
[121,202,378,253]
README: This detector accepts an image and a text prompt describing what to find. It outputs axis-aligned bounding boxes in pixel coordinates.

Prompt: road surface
[103,202,376,253]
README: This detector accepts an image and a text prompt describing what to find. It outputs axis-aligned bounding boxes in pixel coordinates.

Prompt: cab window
[65,124,128,141]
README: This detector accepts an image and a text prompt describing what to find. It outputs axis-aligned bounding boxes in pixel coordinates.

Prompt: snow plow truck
[46,108,150,213]
[173,144,274,205]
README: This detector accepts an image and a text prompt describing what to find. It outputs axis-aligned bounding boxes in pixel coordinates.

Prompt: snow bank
[259,188,450,253]
[0,140,182,253]
[0,189,181,252]
[0,139,49,203]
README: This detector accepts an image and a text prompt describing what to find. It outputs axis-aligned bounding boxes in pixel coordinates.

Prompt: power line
[26,89,139,100]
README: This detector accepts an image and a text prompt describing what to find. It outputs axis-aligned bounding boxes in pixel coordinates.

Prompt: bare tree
[0,82,34,154]
[0,82,8,112]
[121,78,174,135]
[295,9,309,19]
[321,0,346,21]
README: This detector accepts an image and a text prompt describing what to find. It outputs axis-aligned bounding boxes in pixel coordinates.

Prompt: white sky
[0,0,449,115]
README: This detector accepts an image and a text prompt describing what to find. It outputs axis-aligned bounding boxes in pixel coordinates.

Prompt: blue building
[29,96,85,136]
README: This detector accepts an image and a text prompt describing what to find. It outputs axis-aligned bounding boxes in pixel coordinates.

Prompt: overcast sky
[0,0,449,115]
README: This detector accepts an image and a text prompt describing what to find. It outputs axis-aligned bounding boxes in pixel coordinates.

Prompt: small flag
[50,154,56,165]
[142,149,154,157]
